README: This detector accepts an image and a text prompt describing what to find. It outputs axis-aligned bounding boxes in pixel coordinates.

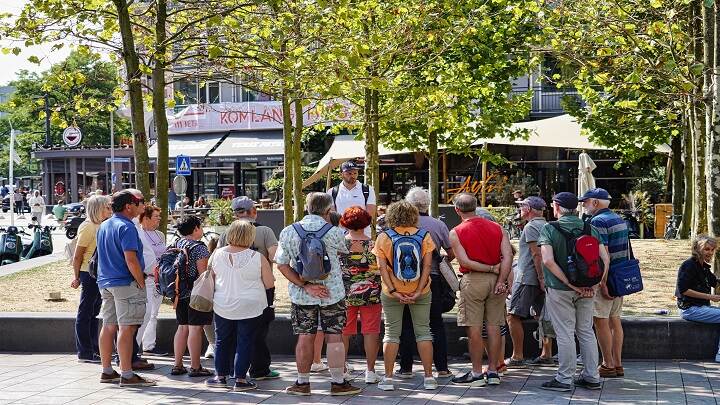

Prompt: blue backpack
[292,223,333,281]
[386,228,427,282]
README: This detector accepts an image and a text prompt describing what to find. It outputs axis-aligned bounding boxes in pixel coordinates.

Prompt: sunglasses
[130,196,145,205]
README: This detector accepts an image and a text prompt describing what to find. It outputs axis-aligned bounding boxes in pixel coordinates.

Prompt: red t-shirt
[454,217,503,273]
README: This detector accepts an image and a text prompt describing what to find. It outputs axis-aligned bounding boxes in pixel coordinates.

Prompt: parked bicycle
[664,215,682,240]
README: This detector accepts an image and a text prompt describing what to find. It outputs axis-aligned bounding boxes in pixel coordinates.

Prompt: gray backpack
[292,223,333,281]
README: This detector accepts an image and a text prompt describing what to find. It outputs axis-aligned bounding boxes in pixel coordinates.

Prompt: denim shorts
[100,281,146,326]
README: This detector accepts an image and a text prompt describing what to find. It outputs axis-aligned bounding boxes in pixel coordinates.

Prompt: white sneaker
[344,371,353,380]
[204,344,215,359]
[311,361,328,372]
[365,370,381,384]
[424,376,438,390]
[345,362,354,372]
[378,376,395,391]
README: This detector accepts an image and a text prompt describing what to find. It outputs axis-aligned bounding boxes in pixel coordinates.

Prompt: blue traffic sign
[176,155,192,176]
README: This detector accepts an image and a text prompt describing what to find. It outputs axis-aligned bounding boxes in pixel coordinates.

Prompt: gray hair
[307,192,334,216]
[453,192,477,213]
[405,187,430,213]
[558,206,577,216]
[475,208,497,222]
[86,195,111,224]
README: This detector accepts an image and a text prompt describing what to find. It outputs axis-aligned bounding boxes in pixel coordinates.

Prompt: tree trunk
[364,87,380,238]
[428,131,439,217]
[152,0,170,234]
[281,92,294,226]
[671,134,684,217]
[292,99,304,222]
[692,0,708,236]
[680,109,694,239]
[703,2,719,243]
[113,0,150,197]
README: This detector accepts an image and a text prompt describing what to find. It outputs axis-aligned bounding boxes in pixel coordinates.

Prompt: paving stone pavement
[0,354,718,404]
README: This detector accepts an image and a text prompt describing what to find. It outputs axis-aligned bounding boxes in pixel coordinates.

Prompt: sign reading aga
[62,126,83,147]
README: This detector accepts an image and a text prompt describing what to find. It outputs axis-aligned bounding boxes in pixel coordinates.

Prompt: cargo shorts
[100,281,147,326]
[290,301,346,335]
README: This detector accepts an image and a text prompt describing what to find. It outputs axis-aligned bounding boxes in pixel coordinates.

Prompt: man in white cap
[327,160,377,235]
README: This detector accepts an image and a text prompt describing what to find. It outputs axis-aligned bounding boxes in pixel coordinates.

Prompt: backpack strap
[292,223,308,238]
[331,185,340,210]
[362,184,370,206]
[549,221,576,258]
[313,223,334,239]
[385,228,398,240]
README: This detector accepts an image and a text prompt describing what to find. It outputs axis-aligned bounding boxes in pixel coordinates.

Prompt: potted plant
[207,198,233,234]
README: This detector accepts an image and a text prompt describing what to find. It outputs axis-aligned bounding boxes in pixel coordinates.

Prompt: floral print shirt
[339,239,382,307]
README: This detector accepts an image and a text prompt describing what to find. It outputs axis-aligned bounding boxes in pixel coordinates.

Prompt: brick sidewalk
[0,354,717,404]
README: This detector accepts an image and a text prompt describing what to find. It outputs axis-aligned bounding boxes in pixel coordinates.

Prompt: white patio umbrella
[578,151,597,197]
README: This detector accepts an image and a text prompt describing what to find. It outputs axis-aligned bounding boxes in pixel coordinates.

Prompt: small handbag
[606,239,643,297]
[190,252,216,312]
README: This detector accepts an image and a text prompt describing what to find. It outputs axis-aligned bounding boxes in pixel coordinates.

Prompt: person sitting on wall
[53,199,68,223]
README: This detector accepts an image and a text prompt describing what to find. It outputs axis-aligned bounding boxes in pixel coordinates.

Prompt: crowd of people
[67,159,720,394]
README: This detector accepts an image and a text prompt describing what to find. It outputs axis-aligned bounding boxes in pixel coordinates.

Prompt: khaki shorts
[457,272,507,327]
[593,294,623,318]
[100,281,147,326]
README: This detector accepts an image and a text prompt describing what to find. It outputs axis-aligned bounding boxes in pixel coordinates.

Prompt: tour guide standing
[328,160,377,234]
[96,189,156,387]
[537,192,609,392]
[275,192,361,396]
[580,188,629,379]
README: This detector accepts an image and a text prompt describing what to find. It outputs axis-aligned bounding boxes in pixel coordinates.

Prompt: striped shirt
[589,208,629,265]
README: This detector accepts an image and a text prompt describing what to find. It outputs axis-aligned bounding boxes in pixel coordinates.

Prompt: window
[208,82,220,104]
[198,82,207,103]
[220,82,235,103]
[174,78,198,105]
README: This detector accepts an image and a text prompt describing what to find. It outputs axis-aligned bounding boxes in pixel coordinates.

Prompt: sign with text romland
[164,101,352,135]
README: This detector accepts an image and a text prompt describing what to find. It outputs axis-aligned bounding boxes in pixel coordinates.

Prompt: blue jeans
[214,314,259,379]
[681,305,720,354]
[75,271,101,359]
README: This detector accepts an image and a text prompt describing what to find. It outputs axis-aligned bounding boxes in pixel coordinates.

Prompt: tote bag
[189,269,215,312]
[607,239,643,297]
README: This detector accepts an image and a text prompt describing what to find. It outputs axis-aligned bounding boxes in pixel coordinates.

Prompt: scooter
[65,207,86,239]
[0,226,25,265]
[22,217,55,260]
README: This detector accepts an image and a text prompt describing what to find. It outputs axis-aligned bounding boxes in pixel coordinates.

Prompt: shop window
[220,82,235,103]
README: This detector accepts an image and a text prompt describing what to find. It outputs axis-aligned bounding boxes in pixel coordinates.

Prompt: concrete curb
[0,252,65,278]
[1,312,718,360]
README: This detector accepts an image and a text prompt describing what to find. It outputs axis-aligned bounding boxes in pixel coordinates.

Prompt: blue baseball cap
[552,192,579,209]
[341,161,360,172]
[578,188,612,202]
[516,196,547,210]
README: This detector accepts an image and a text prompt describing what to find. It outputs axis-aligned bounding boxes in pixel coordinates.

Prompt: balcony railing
[512,87,584,115]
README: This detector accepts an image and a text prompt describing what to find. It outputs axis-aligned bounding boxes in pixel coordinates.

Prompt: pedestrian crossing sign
[176,155,192,176]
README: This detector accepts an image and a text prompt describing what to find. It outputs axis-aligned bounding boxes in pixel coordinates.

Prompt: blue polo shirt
[589,208,629,266]
[96,214,145,289]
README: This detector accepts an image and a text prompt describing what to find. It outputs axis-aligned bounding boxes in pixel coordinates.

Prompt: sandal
[189,367,214,377]
[171,365,188,375]
[615,366,625,377]
[598,364,617,378]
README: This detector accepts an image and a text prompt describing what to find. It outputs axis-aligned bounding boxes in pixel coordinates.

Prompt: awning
[209,131,284,163]
[148,133,225,158]
[472,114,671,153]
[302,135,407,187]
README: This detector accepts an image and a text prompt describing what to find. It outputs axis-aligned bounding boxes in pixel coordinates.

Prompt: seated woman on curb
[676,234,720,362]
[206,220,274,391]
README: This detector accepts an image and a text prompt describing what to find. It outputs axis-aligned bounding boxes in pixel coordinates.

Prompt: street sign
[172,175,187,195]
[62,126,82,147]
[105,157,131,163]
[176,155,191,176]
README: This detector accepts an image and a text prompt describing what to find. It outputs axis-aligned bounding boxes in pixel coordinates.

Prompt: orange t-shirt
[373,226,435,296]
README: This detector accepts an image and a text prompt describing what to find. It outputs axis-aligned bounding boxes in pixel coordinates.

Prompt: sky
[0,0,73,86]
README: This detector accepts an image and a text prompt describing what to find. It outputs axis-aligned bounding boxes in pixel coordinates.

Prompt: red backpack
[549,222,603,287]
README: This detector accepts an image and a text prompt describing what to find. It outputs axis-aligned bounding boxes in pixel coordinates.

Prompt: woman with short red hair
[338,206,382,384]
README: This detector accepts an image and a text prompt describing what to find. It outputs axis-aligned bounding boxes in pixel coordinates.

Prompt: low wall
[2,313,718,360]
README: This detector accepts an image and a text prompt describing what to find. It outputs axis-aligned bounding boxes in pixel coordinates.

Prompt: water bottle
[566,255,577,283]
[655,309,669,315]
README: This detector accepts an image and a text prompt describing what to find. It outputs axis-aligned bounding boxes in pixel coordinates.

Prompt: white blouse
[212,247,267,320]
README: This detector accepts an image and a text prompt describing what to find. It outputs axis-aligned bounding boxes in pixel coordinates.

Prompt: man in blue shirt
[96,189,156,387]
[580,188,629,379]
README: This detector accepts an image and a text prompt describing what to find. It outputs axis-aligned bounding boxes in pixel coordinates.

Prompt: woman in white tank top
[205,220,274,392]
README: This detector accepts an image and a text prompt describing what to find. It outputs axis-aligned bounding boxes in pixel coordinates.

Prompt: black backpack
[331,184,370,210]
[154,241,202,304]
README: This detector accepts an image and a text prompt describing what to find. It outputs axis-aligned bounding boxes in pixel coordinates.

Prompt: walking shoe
[189,367,214,377]
[100,370,121,383]
[574,377,601,390]
[204,344,215,359]
[78,354,101,364]
[365,370,381,384]
[527,356,554,366]
[330,380,361,396]
[486,372,501,385]
[497,363,507,377]
[285,381,311,396]
[311,361,328,372]
[234,380,257,392]
[436,370,454,378]
[119,373,157,387]
[424,376,438,390]
[254,370,280,380]
[132,359,155,371]
[504,357,527,369]
[205,376,227,388]
[598,364,617,378]
[452,371,486,387]
[540,378,572,392]
[394,369,414,379]
[143,347,169,357]
[615,366,625,377]
[378,376,395,391]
